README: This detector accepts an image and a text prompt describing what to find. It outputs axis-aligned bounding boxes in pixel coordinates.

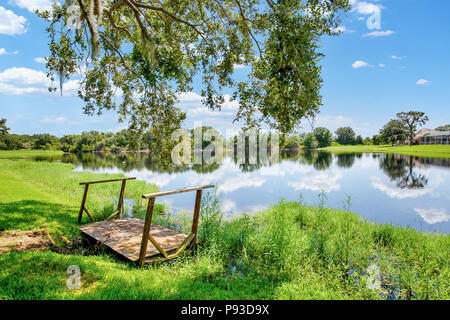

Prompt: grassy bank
[320,145,450,158]
[0,150,64,159]
[0,157,449,300]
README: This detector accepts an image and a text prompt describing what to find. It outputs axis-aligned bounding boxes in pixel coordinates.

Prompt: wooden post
[78,184,89,224]
[116,179,127,219]
[191,189,202,246]
[138,197,155,267]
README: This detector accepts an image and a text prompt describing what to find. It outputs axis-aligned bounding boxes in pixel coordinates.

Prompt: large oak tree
[38,0,350,144]
[396,111,428,146]
[379,119,408,146]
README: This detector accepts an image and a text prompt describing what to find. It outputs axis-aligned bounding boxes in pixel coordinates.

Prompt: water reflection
[379,154,428,190]
[52,150,450,233]
[336,153,356,168]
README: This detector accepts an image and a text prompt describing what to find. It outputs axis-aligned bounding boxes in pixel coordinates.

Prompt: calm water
[39,151,450,234]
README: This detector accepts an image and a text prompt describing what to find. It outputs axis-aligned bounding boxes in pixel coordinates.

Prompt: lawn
[0,155,448,300]
[320,145,450,158]
[0,150,64,159]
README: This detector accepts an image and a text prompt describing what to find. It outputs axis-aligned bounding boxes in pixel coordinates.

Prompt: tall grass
[1,159,448,300]
[191,191,450,300]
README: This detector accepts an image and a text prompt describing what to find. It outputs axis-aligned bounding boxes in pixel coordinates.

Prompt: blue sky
[0,0,449,137]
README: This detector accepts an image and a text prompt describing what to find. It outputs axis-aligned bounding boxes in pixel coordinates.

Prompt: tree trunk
[409,127,413,146]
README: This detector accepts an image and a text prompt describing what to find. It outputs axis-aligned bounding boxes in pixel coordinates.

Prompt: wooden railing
[78,177,137,224]
[138,184,215,266]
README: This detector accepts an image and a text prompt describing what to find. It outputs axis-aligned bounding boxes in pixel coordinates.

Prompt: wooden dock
[80,218,188,262]
[77,177,214,266]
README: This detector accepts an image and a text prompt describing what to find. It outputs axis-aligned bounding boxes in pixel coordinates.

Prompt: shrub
[335,127,356,145]
[313,127,333,148]
[303,133,319,150]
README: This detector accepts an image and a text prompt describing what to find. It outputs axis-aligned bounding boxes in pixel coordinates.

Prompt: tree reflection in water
[379,154,428,190]
[336,153,356,168]
[61,151,444,192]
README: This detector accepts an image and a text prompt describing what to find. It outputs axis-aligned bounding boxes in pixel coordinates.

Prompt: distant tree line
[0,118,154,152]
[1,111,447,152]
[302,110,443,149]
[302,126,364,150]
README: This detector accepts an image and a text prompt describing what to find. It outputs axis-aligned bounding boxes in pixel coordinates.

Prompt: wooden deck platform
[80,218,188,262]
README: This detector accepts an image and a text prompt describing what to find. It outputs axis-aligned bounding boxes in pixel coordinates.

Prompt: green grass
[0,158,449,300]
[320,145,450,158]
[0,150,64,159]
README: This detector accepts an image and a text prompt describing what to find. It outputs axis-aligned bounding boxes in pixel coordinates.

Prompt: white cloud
[352,60,370,68]
[34,57,46,64]
[259,161,313,177]
[416,79,431,85]
[352,1,383,15]
[62,79,81,93]
[371,174,445,200]
[0,67,47,85]
[177,91,202,103]
[176,92,247,135]
[331,26,347,34]
[221,199,237,213]
[41,116,68,123]
[314,115,353,133]
[73,167,178,189]
[0,6,27,35]
[288,170,343,193]
[0,67,49,95]
[378,63,386,68]
[218,175,266,194]
[391,55,405,60]
[0,67,79,96]
[0,48,19,55]
[177,92,239,118]
[8,0,57,12]
[183,158,267,194]
[188,107,234,117]
[414,208,450,224]
[233,63,247,70]
[363,30,395,37]
[371,179,428,199]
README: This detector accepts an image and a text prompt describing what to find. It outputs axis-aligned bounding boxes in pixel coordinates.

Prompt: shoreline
[318,145,450,158]
[0,157,448,299]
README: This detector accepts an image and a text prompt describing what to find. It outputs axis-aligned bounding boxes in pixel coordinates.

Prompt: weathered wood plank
[142,184,214,199]
[116,179,127,218]
[83,206,94,222]
[78,184,89,224]
[138,197,155,266]
[148,234,169,258]
[191,189,202,236]
[80,218,188,262]
[79,177,136,185]
[175,232,195,256]
[106,210,120,221]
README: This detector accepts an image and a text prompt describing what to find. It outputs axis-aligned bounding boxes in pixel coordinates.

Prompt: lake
[33,151,450,234]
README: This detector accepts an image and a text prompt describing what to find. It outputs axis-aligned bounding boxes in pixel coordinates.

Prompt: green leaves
[0,119,9,136]
[379,119,408,145]
[335,127,356,145]
[39,0,350,137]
[396,111,429,145]
[313,127,332,148]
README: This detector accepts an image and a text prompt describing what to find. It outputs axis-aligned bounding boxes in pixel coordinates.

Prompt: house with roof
[417,129,450,145]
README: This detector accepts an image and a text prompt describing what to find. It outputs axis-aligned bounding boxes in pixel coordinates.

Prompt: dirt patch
[0,230,55,254]
[0,229,122,259]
